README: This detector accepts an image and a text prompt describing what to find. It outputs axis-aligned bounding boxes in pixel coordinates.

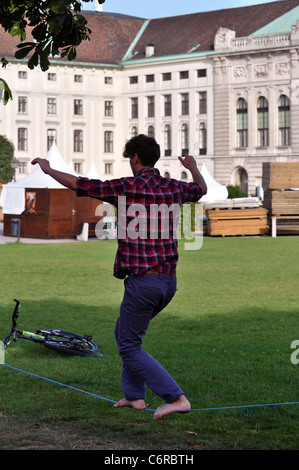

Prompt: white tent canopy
[86,163,104,180]
[0,143,78,215]
[200,164,228,202]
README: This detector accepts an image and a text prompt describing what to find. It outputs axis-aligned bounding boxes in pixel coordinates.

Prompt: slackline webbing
[1,363,299,413]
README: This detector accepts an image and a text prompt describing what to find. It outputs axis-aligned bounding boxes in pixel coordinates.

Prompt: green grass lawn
[0,236,298,450]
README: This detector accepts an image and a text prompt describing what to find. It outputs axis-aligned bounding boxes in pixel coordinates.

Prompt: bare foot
[154,395,191,420]
[113,398,146,410]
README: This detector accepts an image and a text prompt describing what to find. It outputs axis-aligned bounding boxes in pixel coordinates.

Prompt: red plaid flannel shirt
[76,168,202,278]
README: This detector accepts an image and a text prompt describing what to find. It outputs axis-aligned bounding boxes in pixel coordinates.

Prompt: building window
[278,95,290,146]
[105,100,113,117]
[131,97,138,119]
[181,123,189,154]
[74,162,82,174]
[181,93,189,115]
[147,96,155,118]
[164,95,172,116]
[131,126,138,137]
[18,71,27,79]
[18,96,27,113]
[74,74,83,82]
[74,99,83,115]
[47,97,57,114]
[257,97,269,147]
[105,163,113,174]
[48,73,57,81]
[74,130,83,152]
[130,76,138,84]
[237,98,248,148]
[104,131,113,152]
[164,124,172,156]
[197,69,207,77]
[18,162,27,174]
[148,125,155,138]
[47,129,57,150]
[105,77,113,84]
[199,92,207,114]
[199,123,207,155]
[181,171,188,181]
[162,72,171,81]
[180,71,189,79]
[146,74,155,83]
[18,128,28,151]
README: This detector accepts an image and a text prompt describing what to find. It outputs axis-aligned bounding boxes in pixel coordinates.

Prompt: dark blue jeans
[114,273,184,403]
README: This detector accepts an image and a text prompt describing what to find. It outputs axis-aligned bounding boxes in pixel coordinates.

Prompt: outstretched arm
[178,154,207,195]
[31,158,78,191]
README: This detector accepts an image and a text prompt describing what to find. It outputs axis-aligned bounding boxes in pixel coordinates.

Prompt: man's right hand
[178,154,197,172]
[31,158,51,174]
[178,154,207,195]
[31,157,78,190]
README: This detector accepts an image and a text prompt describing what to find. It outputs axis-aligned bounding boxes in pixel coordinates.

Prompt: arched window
[237,98,248,148]
[199,122,207,155]
[181,123,189,154]
[232,166,248,196]
[147,125,155,138]
[131,126,138,137]
[257,97,269,147]
[181,171,188,181]
[164,124,172,156]
[278,95,290,146]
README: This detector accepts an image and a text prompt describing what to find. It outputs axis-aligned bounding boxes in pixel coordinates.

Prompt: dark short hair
[123,134,160,167]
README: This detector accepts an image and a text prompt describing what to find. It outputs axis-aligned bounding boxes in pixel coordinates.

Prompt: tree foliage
[0,135,14,182]
[0,0,105,103]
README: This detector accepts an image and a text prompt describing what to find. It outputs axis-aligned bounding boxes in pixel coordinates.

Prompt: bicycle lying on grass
[3,299,102,357]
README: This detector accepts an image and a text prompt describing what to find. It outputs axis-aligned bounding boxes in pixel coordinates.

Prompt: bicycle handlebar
[12,299,20,328]
[3,299,20,347]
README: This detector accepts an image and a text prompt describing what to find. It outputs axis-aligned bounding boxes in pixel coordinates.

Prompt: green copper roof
[251,5,299,35]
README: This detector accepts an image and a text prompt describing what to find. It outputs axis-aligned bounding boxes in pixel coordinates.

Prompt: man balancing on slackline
[32,134,207,420]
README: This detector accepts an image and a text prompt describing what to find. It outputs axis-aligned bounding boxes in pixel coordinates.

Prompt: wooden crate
[275,217,299,234]
[207,207,268,236]
[262,162,299,190]
[263,189,299,216]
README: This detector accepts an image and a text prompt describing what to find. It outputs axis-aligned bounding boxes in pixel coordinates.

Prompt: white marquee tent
[199,164,228,202]
[86,163,104,180]
[0,143,78,215]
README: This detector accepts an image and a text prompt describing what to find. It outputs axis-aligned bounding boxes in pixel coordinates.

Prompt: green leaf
[0,78,13,105]
[31,22,47,41]
[27,50,38,70]
[16,42,36,49]
[67,46,76,61]
[15,44,36,59]
[1,58,9,68]
[38,49,50,72]
[50,0,68,15]
[47,17,60,34]
[9,22,21,37]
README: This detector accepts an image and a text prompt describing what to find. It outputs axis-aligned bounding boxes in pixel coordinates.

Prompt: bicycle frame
[3,299,102,357]
[4,299,45,348]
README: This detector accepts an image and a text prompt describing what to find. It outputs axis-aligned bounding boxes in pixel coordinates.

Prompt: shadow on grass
[1,299,298,450]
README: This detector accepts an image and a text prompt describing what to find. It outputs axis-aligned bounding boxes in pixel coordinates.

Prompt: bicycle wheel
[41,329,103,357]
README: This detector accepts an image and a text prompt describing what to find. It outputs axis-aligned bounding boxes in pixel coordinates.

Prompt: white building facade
[0,2,299,197]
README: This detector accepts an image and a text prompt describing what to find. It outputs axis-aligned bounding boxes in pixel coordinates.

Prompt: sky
[82,0,278,18]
